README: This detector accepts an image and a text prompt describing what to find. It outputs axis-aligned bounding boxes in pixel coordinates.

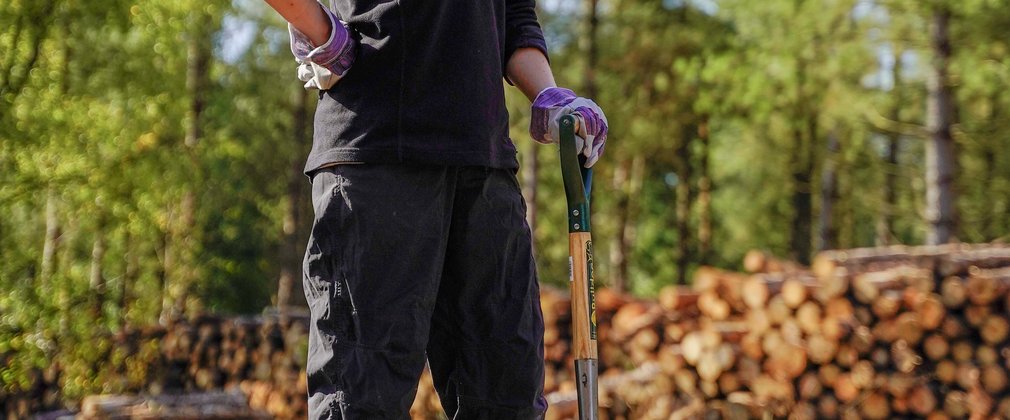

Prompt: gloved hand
[288,4,357,90]
[529,87,609,167]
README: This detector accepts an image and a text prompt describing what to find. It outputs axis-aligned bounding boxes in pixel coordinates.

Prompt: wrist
[311,5,338,50]
[507,48,555,100]
[305,8,356,77]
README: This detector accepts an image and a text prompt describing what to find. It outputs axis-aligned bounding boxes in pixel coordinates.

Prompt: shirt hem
[304,147,520,177]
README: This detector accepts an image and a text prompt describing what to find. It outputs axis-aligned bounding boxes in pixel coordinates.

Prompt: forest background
[2,0,1008,403]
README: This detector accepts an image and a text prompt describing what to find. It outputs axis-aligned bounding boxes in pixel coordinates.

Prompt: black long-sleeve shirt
[305,0,549,174]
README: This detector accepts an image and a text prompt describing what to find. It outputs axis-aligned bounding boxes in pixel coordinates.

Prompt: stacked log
[519,244,1010,419]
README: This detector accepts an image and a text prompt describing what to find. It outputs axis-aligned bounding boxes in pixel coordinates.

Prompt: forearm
[520,47,607,166]
[506,48,556,102]
[264,0,331,46]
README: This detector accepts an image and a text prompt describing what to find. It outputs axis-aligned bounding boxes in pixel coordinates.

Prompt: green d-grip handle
[559,115,593,232]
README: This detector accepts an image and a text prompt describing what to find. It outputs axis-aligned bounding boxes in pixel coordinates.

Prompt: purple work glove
[288,4,357,90]
[530,87,609,167]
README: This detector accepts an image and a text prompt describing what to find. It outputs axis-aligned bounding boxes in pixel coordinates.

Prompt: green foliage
[1,0,305,401]
[2,0,1010,408]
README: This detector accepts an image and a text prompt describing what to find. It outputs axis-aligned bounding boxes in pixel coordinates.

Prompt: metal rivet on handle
[573,210,580,216]
[574,223,580,230]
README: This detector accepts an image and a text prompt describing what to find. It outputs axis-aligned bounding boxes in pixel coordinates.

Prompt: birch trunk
[166,10,211,321]
[159,206,174,326]
[876,51,903,246]
[40,189,61,286]
[121,231,139,327]
[89,205,106,319]
[925,8,957,245]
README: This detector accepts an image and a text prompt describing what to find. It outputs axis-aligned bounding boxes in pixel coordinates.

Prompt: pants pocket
[304,168,358,345]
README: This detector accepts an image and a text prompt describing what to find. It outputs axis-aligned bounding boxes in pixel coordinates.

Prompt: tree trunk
[817,132,839,252]
[697,118,712,265]
[610,156,645,292]
[610,158,632,292]
[675,125,694,284]
[925,8,957,245]
[877,51,903,246]
[40,22,70,287]
[158,206,174,326]
[583,0,599,99]
[184,19,209,150]
[40,189,61,286]
[984,93,1000,240]
[790,55,815,264]
[171,190,197,319]
[39,20,68,290]
[791,121,814,264]
[121,230,138,327]
[277,89,310,314]
[878,133,901,246]
[168,10,212,321]
[981,145,995,239]
[89,205,106,319]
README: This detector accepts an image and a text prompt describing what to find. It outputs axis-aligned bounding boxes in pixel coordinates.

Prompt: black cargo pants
[303,164,547,419]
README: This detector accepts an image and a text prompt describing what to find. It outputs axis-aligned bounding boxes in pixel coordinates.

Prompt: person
[263,0,609,418]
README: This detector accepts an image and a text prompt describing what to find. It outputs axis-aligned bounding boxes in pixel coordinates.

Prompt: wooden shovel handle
[569,231,598,359]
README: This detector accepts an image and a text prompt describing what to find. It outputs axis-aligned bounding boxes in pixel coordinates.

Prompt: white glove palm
[296,61,340,90]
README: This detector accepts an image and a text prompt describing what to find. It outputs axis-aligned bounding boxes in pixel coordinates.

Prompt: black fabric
[305,0,549,175]
[303,164,547,419]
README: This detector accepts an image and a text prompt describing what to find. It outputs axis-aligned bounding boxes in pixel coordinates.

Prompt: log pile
[145,315,312,419]
[510,244,1010,419]
[77,391,271,419]
[5,315,316,420]
[14,243,1010,419]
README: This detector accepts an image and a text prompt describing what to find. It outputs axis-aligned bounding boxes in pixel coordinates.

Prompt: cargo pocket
[305,168,358,345]
[332,271,358,344]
